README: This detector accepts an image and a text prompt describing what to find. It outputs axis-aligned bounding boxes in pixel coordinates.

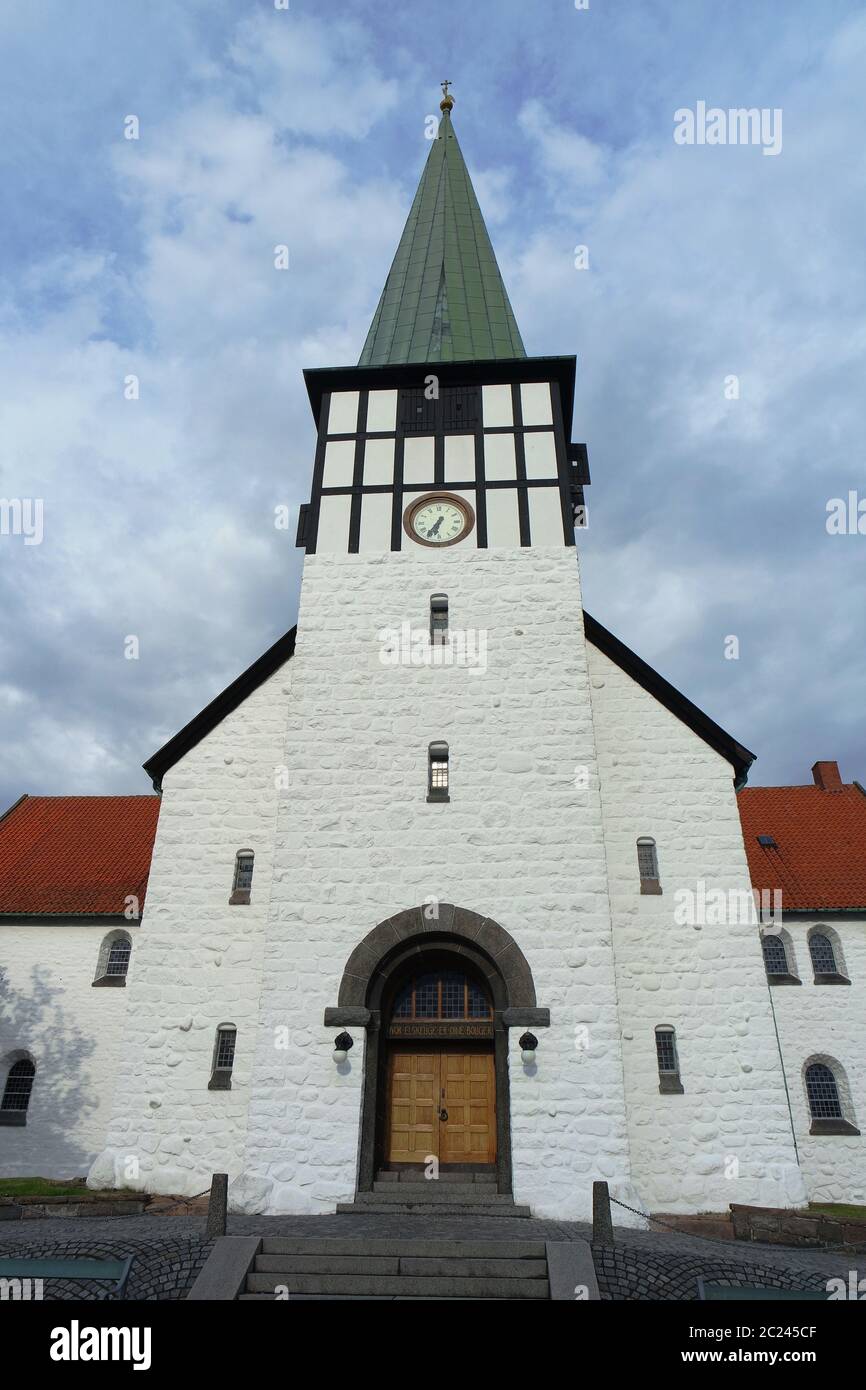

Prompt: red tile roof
[0,795,160,916]
[738,767,866,910]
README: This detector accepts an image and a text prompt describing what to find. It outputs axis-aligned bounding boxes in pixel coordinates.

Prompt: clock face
[405,494,474,547]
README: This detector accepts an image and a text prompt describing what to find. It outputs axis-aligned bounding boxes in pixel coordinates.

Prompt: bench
[0,1255,134,1299]
[697,1278,830,1301]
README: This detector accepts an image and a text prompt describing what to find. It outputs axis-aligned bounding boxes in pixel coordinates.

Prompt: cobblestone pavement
[1,1212,860,1298]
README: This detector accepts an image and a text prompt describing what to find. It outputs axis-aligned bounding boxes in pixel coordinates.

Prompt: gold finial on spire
[440,79,454,113]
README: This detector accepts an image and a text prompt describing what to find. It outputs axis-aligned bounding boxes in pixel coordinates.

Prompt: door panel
[440,1051,496,1165]
[386,1049,496,1166]
[387,1052,439,1163]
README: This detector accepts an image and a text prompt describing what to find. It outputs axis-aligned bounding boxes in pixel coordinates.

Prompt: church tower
[93,88,804,1221]
[236,86,634,1217]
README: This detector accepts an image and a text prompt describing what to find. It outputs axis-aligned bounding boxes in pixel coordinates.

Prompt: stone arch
[335,903,538,1013]
[328,905,547,1196]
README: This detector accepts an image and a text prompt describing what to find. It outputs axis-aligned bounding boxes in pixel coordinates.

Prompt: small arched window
[427,742,450,802]
[804,1057,859,1135]
[809,931,843,980]
[0,1058,36,1126]
[761,933,789,978]
[655,1026,683,1093]
[93,931,132,987]
[208,1024,237,1091]
[230,851,254,904]
[805,1062,842,1119]
[637,837,661,894]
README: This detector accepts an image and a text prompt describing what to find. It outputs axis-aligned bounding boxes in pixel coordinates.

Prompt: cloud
[1,0,865,810]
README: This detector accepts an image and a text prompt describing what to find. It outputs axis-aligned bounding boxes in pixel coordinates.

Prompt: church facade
[2,96,863,1221]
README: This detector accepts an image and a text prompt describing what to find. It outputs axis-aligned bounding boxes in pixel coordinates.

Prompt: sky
[1,0,864,811]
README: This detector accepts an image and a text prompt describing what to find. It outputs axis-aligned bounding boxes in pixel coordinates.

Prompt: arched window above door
[391,970,492,1022]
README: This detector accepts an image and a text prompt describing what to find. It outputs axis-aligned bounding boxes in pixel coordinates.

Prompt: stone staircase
[239,1236,550,1299]
[334,1168,531,1218]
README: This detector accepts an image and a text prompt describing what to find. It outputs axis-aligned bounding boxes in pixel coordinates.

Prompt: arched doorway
[384,955,496,1168]
[326,904,547,1196]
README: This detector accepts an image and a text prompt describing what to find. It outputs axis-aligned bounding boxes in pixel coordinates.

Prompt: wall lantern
[518,1032,538,1064]
[333,1032,354,1063]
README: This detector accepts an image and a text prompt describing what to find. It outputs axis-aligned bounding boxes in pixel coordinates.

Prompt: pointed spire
[358,87,526,367]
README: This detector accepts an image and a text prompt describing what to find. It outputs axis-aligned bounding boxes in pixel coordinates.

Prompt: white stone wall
[761,915,866,1204]
[89,667,290,1197]
[239,545,637,1220]
[587,644,805,1214]
[0,920,131,1177]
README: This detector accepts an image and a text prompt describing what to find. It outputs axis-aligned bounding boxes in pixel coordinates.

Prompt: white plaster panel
[327,391,359,435]
[321,440,355,489]
[520,382,553,427]
[523,431,558,479]
[528,487,566,547]
[362,438,395,486]
[359,493,393,554]
[485,489,521,548]
[403,436,435,485]
[315,495,352,554]
[366,390,397,433]
[483,433,516,481]
[443,434,475,483]
[482,384,513,428]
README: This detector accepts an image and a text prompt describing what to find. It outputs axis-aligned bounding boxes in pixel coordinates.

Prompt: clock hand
[427,516,444,536]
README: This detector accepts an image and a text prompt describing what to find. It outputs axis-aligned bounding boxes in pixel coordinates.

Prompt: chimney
[812,760,843,791]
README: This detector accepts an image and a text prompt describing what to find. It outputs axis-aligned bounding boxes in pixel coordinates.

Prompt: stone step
[255,1254,547,1279]
[356,1188,515,1204]
[245,1272,549,1299]
[260,1237,546,1259]
[238,1294,511,1301]
[372,1181,501,1195]
[374,1170,497,1185]
[335,1201,532,1218]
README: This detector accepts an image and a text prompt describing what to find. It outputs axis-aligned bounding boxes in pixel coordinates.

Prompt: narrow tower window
[0,1058,36,1125]
[637,837,662,894]
[208,1025,237,1091]
[427,742,450,802]
[430,593,449,645]
[655,1026,683,1094]
[230,851,254,905]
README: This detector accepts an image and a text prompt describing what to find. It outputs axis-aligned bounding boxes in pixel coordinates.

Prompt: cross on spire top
[440,79,454,112]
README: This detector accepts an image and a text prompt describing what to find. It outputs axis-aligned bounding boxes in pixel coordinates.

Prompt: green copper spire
[359,85,526,366]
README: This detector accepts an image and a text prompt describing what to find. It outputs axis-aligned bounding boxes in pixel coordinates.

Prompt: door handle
[439,1108,448,1121]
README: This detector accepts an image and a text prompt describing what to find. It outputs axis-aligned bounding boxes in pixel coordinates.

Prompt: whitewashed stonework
[89,671,289,1196]
[87,454,814,1217]
[0,920,133,1176]
[587,646,805,1213]
[761,916,866,1205]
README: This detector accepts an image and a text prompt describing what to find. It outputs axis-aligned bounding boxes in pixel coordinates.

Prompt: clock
[403,492,475,548]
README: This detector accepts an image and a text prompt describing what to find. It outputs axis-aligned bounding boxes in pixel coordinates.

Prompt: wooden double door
[386,1047,496,1165]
